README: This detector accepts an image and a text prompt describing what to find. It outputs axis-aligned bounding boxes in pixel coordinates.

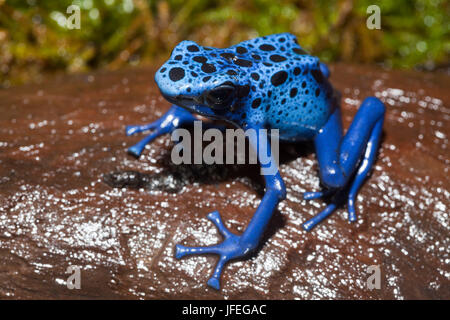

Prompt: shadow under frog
[103,136,314,266]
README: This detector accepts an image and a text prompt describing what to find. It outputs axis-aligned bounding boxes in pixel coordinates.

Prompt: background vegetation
[0,0,448,87]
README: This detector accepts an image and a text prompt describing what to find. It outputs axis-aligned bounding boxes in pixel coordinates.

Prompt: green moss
[0,0,448,87]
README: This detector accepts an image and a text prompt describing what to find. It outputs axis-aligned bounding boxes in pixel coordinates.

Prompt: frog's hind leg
[302,97,385,231]
[125,105,197,157]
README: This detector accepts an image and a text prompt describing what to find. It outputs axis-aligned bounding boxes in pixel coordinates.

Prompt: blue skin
[125,33,385,290]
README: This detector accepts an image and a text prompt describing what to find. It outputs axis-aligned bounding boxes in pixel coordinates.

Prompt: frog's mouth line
[161,91,200,107]
[158,89,245,129]
[160,91,224,120]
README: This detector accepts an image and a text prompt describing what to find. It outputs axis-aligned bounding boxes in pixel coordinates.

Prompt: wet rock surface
[0,64,448,299]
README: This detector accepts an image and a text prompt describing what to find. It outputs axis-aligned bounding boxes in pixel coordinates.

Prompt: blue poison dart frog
[124,33,385,290]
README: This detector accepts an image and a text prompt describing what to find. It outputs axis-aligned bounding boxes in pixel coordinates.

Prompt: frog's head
[155,40,251,119]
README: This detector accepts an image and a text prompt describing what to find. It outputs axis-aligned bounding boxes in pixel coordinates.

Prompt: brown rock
[0,64,448,299]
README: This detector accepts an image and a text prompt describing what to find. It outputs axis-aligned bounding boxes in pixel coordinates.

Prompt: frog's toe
[125,119,163,136]
[207,256,228,290]
[207,210,235,239]
[207,277,221,290]
[175,243,221,258]
[127,142,147,158]
[303,191,325,200]
[127,126,171,157]
[127,143,146,158]
[347,191,358,222]
[302,202,337,231]
[303,189,334,200]
[125,125,142,136]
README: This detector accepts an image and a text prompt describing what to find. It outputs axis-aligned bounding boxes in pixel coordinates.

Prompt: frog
[124,33,385,290]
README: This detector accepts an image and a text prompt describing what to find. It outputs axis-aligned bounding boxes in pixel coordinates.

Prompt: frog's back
[229,33,335,141]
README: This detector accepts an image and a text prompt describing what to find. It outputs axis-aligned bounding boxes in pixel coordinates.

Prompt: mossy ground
[0,0,448,87]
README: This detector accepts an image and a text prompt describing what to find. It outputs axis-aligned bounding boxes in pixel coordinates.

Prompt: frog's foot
[125,105,197,158]
[303,97,385,231]
[127,124,173,158]
[303,177,370,230]
[175,211,251,290]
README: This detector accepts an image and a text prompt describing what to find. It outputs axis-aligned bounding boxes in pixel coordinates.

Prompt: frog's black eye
[205,83,235,109]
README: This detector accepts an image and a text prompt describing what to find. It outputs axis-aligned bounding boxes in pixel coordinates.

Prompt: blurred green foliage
[0,0,448,87]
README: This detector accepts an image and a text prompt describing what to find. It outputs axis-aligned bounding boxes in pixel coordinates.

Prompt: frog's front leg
[175,126,286,290]
[126,104,197,157]
[302,97,385,230]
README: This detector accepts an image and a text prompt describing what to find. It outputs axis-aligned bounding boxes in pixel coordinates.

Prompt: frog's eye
[205,83,235,109]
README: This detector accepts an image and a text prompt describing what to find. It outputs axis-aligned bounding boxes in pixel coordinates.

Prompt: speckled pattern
[0,64,448,299]
[155,33,333,140]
